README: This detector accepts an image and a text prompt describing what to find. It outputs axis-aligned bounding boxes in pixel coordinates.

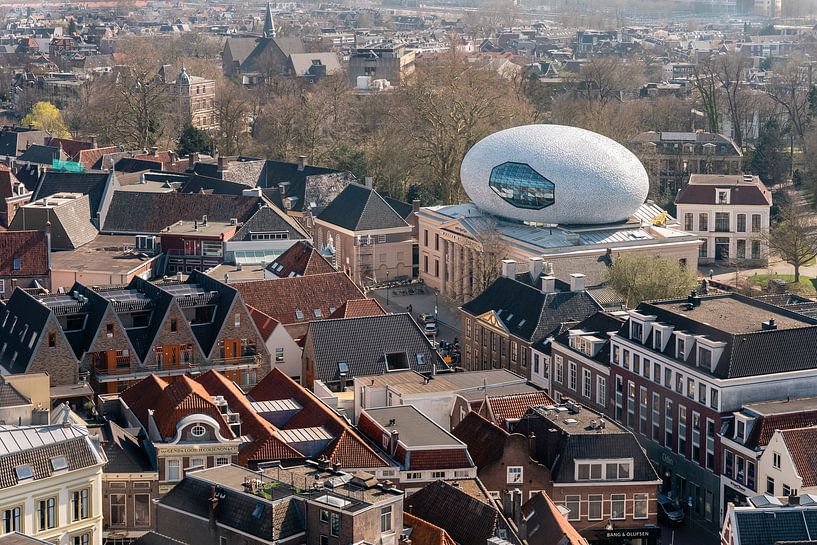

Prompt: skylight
[313,309,322,318]
[338,361,349,375]
[295,309,304,320]
[50,456,68,472]
[15,465,33,481]
[251,501,265,519]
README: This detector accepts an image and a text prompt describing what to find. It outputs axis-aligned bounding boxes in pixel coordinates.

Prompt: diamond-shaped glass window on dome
[489,162,555,210]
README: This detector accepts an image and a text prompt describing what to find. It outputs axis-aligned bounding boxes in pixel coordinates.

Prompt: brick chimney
[297,155,306,172]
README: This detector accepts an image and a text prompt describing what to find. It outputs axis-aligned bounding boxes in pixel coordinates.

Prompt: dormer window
[717,190,729,205]
[677,338,686,360]
[736,419,746,443]
[654,330,663,351]
[631,321,643,342]
[698,347,712,371]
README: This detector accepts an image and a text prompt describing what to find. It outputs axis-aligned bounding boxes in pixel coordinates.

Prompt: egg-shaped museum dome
[460,124,649,225]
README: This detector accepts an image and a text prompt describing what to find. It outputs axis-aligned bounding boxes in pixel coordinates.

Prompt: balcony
[92,354,263,383]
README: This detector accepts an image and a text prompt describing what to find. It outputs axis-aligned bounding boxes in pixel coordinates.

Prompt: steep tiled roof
[249,368,389,468]
[328,298,386,319]
[0,424,103,489]
[79,146,119,169]
[231,206,307,242]
[102,191,262,234]
[781,427,817,487]
[452,412,508,467]
[121,375,233,439]
[265,241,334,277]
[317,183,409,231]
[17,144,65,165]
[462,277,602,343]
[409,449,472,471]
[744,410,817,449]
[676,178,771,206]
[406,481,514,545]
[233,272,363,326]
[521,492,588,545]
[0,289,54,374]
[304,313,444,382]
[46,137,93,160]
[0,231,48,276]
[404,513,458,545]
[0,380,29,408]
[32,170,112,220]
[247,306,280,341]
[483,391,555,427]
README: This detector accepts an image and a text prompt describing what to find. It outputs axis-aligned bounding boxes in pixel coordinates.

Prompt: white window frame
[506,466,523,484]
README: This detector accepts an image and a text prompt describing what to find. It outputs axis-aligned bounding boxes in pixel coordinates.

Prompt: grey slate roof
[17,144,64,165]
[734,508,817,545]
[627,294,817,379]
[462,276,602,343]
[96,420,153,473]
[102,191,262,234]
[32,170,113,221]
[0,533,55,545]
[317,183,409,231]
[0,381,29,408]
[131,533,188,545]
[180,174,249,196]
[0,289,53,374]
[10,195,99,250]
[232,205,307,241]
[306,313,445,383]
[158,475,303,541]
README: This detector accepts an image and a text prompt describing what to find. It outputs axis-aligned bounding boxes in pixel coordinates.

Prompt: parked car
[419,313,436,324]
[423,321,438,337]
[657,494,685,526]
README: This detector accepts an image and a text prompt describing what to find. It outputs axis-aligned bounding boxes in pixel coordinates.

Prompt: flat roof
[364,405,463,447]
[207,263,267,283]
[650,295,816,334]
[49,235,159,274]
[532,405,621,436]
[188,464,276,493]
[163,220,235,236]
[744,396,817,416]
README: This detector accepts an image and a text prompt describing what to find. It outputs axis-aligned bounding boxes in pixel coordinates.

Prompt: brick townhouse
[516,403,662,545]
[460,260,601,379]
[0,271,268,392]
[607,292,817,528]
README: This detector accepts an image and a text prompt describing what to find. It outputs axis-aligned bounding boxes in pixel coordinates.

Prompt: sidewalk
[368,287,461,329]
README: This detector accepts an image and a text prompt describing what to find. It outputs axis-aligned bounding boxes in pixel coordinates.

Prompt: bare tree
[763,204,817,283]
[214,81,251,156]
[712,52,749,148]
[765,57,813,141]
[690,63,721,133]
[470,216,510,298]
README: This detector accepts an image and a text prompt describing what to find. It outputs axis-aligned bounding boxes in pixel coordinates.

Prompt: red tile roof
[675,179,772,206]
[522,492,588,545]
[745,410,817,449]
[77,146,119,169]
[247,306,280,341]
[408,449,472,471]
[122,374,233,439]
[0,231,48,276]
[482,391,554,428]
[452,412,508,468]
[234,273,364,325]
[250,368,389,468]
[780,426,817,487]
[47,137,93,160]
[328,298,386,319]
[267,241,335,277]
[404,513,458,545]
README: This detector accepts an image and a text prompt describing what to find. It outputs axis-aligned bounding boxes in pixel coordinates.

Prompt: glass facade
[489,162,555,210]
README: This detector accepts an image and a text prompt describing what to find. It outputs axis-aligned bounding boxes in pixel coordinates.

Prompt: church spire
[263,2,276,38]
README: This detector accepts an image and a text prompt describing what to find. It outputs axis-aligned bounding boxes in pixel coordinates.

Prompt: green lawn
[748,273,817,295]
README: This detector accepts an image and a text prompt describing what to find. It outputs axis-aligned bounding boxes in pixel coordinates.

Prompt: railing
[92,354,262,382]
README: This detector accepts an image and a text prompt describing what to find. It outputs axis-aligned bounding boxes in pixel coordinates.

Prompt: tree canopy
[605,253,698,307]
[21,101,68,137]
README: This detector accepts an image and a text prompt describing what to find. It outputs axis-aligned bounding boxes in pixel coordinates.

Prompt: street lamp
[386,271,390,306]
[434,289,438,321]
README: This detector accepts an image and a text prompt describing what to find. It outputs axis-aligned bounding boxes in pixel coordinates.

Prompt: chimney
[687,290,702,307]
[169,151,177,164]
[540,275,556,294]
[762,318,777,331]
[189,152,199,168]
[88,135,97,149]
[569,273,585,292]
[208,485,218,528]
[390,429,399,455]
[150,146,158,157]
[412,199,420,213]
[528,432,536,458]
[512,488,523,528]
[364,176,373,188]
[218,155,227,172]
[501,259,516,279]
[529,257,544,281]
[501,489,513,517]
[297,155,306,171]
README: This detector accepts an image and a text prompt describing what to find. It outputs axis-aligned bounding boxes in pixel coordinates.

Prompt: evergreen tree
[177,124,212,157]
[750,118,788,185]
